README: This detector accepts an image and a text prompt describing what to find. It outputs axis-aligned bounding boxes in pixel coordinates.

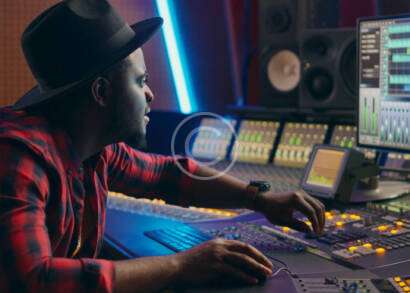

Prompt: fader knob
[363,215,373,226]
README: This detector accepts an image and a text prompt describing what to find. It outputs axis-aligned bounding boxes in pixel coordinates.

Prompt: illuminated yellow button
[375,247,386,254]
[403,286,410,292]
[390,229,398,235]
[348,246,358,253]
[336,221,344,227]
[325,212,332,217]
[377,225,388,232]
[304,220,312,227]
[396,221,404,227]
[363,243,372,249]
[399,281,406,287]
[341,214,348,219]
[283,227,290,233]
[394,276,401,282]
[350,214,361,220]
[326,215,334,220]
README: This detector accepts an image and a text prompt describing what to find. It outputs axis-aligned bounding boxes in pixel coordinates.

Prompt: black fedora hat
[13,0,163,110]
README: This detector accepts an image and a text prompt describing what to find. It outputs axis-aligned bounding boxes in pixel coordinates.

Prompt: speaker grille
[299,28,357,111]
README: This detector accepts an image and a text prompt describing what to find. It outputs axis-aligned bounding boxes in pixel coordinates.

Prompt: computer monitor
[358,14,410,153]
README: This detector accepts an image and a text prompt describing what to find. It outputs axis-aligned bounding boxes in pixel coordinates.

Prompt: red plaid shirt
[0,107,197,292]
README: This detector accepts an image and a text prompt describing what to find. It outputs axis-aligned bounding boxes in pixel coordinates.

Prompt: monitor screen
[306,148,345,190]
[358,15,410,152]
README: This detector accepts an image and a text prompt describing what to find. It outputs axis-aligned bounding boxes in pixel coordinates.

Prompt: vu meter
[301,145,377,202]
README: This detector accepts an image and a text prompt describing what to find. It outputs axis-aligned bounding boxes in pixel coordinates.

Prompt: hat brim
[13,17,163,110]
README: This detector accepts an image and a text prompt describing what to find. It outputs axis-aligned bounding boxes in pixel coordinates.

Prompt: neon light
[155,0,196,113]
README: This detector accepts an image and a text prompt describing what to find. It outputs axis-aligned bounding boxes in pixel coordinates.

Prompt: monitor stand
[350,180,410,203]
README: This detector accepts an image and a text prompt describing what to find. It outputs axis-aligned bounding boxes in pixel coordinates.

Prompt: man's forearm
[187,165,254,209]
[114,255,180,293]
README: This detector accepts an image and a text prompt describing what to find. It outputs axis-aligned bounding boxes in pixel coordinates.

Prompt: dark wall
[172,0,235,114]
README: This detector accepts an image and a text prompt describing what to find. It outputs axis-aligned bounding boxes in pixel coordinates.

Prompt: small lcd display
[306,149,345,189]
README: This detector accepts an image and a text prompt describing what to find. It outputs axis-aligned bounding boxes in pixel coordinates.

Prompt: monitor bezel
[300,144,349,199]
[356,13,410,154]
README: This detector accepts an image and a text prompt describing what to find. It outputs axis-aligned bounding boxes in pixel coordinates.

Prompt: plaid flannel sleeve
[0,141,114,293]
[105,143,198,206]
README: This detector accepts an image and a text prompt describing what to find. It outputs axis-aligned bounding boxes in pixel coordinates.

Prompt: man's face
[107,48,154,148]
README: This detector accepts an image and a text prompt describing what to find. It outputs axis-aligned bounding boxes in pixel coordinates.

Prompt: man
[0,0,325,292]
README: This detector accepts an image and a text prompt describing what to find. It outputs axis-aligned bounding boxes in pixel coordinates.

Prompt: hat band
[105,24,135,51]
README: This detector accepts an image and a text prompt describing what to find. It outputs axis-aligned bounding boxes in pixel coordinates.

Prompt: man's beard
[112,101,148,150]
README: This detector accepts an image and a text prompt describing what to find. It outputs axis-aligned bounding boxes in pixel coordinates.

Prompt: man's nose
[145,86,154,104]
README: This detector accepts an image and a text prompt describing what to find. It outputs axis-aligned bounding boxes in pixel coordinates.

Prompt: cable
[268,266,297,279]
[267,255,288,269]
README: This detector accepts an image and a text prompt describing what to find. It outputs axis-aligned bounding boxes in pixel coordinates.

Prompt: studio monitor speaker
[258,0,340,109]
[258,0,307,108]
[299,28,357,111]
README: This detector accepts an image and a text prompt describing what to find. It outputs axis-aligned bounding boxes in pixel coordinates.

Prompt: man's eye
[138,76,149,87]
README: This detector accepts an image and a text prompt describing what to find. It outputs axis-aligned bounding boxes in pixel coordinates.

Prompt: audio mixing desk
[103,114,410,291]
[105,193,410,291]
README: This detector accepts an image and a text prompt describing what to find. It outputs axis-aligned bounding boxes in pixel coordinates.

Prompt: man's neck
[62,115,113,163]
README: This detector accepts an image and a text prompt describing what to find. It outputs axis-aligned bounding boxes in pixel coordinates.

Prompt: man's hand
[173,238,274,287]
[254,190,325,234]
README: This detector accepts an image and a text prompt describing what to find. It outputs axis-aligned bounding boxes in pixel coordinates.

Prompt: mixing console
[204,222,306,254]
[369,197,410,214]
[383,152,410,181]
[391,276,410,292]
[145,221,306,259]
[190,117,236,160]
[230,120,280,164]
[292,276,410,292]
[106,192,410,284]
[212,161,302,193]
[107,193,238,222]
[274,122,328,168]
[331,124,377,159]
[261,203,410,270]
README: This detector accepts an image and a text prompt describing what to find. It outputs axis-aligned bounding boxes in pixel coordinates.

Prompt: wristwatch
[246,180,271,210]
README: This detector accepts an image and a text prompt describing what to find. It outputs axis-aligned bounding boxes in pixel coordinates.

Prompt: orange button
[348,246,357,253]
[375,247,385,254]
[377,225,388,232]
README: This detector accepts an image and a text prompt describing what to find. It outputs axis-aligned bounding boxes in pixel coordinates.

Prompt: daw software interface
[359,15,410,152]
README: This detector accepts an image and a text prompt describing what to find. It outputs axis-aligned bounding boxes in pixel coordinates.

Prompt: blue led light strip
[155,0,196,114]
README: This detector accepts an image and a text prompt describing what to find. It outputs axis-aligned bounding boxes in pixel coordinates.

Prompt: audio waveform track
[387,24,410,97]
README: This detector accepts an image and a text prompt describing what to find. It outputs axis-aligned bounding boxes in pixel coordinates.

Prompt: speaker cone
[266,6,291,34]
[304,67,334,101]
[267,50,301,92]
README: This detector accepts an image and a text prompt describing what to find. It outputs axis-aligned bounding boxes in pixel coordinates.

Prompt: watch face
[250,181,271,192]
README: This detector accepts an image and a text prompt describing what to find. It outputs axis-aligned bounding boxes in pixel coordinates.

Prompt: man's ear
[91,77,111,107]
